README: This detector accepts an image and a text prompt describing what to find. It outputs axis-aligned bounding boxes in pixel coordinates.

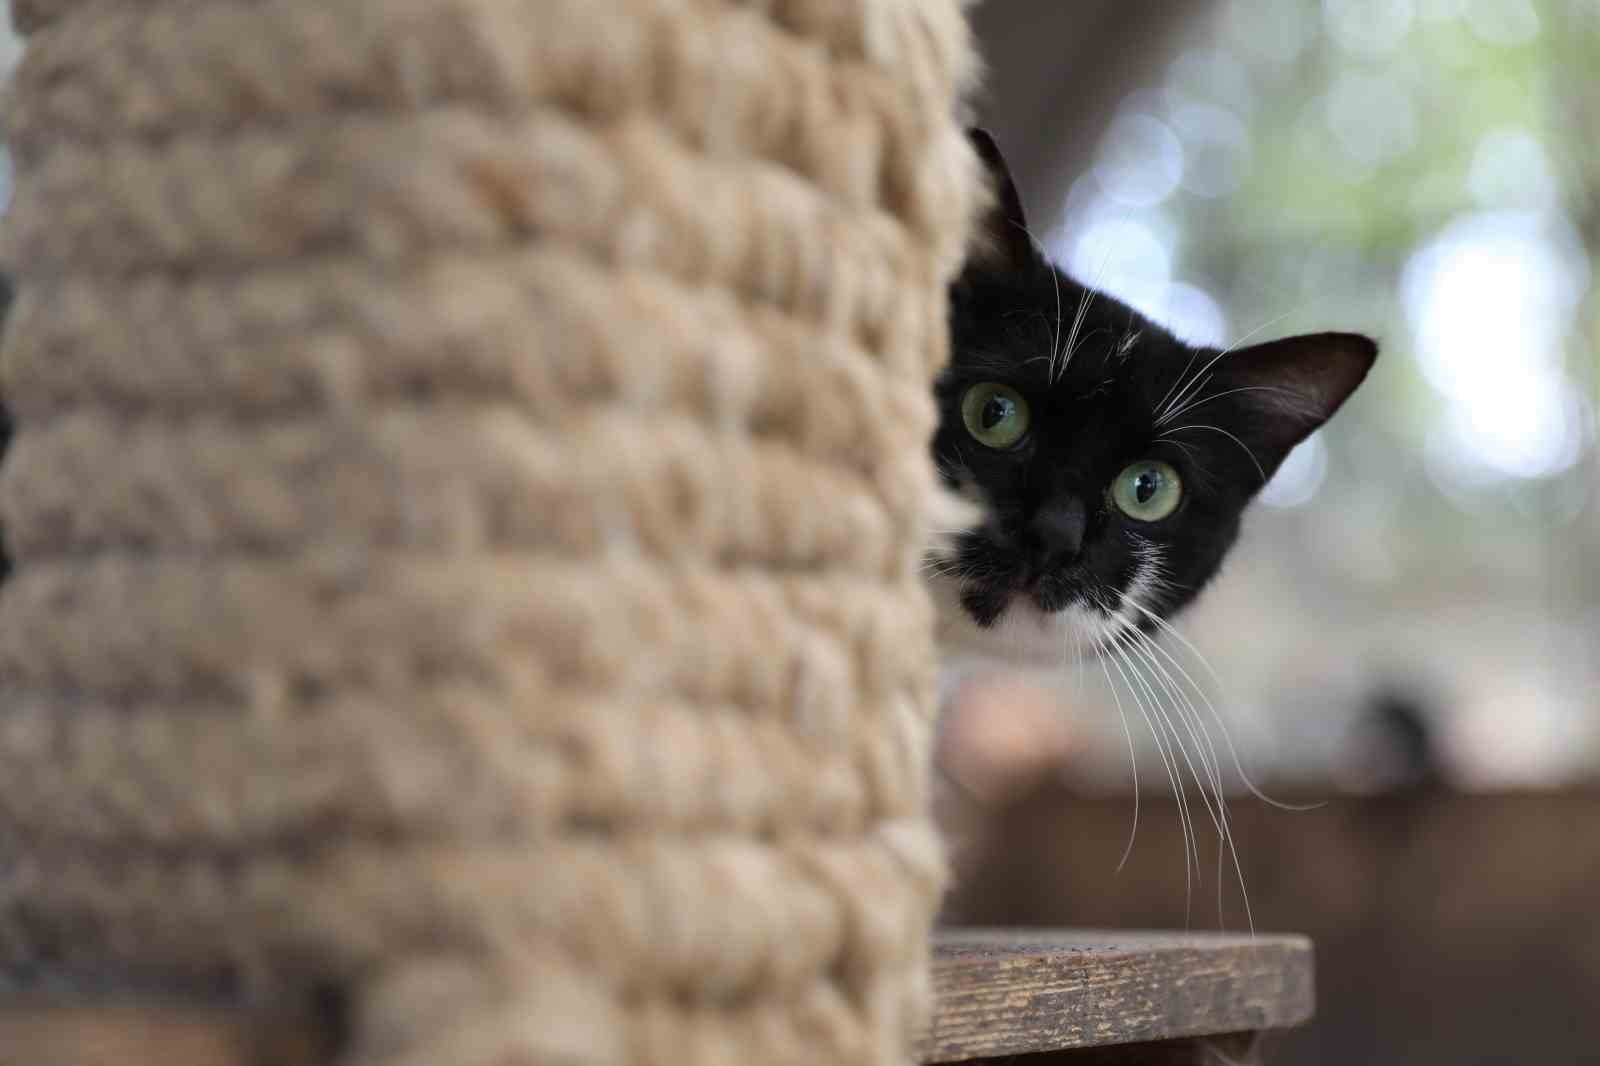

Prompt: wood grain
[919,929,1313,1063]
[0,930,1313,1064]
[958,1031,1262,1066]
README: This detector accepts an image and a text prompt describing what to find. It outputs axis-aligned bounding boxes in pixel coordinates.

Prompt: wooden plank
[0,930,1312,1065]
[919,929,1313,1063]
[951,1031,1261,1065]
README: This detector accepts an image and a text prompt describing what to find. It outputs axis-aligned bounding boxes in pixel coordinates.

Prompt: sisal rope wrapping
[0,1,979,1062]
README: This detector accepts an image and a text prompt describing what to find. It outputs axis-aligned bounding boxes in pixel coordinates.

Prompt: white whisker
[1156,384,1305,428]
[1120,628,1224,825]
[1095,647,1143,874]
[1047,250,1064,384]
[1155,437,1213,486]
[1154,348,1205,419]
[1102,628,1194,916]
[1122,646,1200,928]
[1110,629,1230,926]
[1159,371,1214,426]
[1107,553,1258,933]
[1057,243,1116,382]
[1118,620,1252,933]
[1073,612,1087,701]
[1155,307,1305,423]
[1158,423,1268,485]
[1058,283,1094,383]
[1115,329,1142,362]
[1121,599,1323,815]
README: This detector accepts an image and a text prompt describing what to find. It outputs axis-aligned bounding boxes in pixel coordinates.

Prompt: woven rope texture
[0,1,979,1064]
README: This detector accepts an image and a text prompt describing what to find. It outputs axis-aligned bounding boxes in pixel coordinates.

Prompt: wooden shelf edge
[0,929,1314,1065]
[919,928,1316,1063]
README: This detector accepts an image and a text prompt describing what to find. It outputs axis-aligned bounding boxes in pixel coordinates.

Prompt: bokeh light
[1322,0,1415,55]
[1093,113,1185,208]
[1467,127,1558,212]
[1259,433,1330,508]
[1168,99,1250,199]
[1462,0,1540,47]
[1322,70,1418,174]
[1402,210,1589,481]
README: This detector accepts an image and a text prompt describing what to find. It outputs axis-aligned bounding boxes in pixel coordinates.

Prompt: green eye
[960,383,1031,449]
[1110,460,1183,522]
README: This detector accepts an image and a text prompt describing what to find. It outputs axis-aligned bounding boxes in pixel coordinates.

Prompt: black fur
[935,131,1377,636]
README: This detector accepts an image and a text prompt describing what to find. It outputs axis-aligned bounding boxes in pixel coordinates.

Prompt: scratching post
[0,1,979,1063]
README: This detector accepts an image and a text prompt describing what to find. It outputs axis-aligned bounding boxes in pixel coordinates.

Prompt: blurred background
[2,1,1598,1063]
[958,0,1600,798]
[938,1,1600,1064]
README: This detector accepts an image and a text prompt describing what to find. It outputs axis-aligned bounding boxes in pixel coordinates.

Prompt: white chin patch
[929,574,1116,670]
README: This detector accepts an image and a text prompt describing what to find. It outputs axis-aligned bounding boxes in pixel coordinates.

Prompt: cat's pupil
[981,395,1013,429]
[1135,471,1159,504]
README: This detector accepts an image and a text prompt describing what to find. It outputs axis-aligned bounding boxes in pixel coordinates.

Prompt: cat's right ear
[967,128,1040,272]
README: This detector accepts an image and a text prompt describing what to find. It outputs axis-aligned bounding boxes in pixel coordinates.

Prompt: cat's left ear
[967,128,1040,272]
[1202,332,1378,482]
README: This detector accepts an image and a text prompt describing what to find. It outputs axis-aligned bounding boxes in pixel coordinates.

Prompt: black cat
[930,131,1376,665]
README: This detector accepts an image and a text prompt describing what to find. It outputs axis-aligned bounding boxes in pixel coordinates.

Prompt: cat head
[931,129,1377,664]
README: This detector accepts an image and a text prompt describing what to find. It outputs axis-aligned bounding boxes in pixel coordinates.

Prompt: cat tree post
[0,1,979,1063]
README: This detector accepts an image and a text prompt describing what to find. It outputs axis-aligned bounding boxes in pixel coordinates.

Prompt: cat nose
[1025,497,1087,564]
